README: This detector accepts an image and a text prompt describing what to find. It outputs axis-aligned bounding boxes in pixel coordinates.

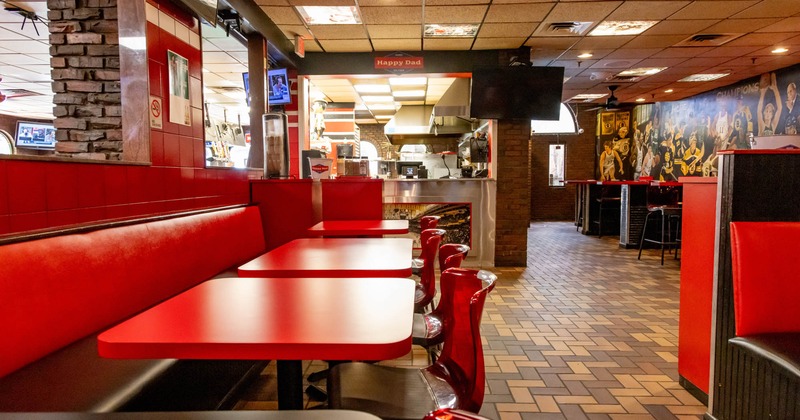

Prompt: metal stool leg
[638,211,651,260]
[660,210,666,265]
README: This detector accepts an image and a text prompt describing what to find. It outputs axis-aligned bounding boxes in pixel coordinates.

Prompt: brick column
[495,119,531,266]
[48,0,121,160]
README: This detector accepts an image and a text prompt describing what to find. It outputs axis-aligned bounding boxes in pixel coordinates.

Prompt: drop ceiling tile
[644,20,717,36]
[473,38,528,50]
[721,55,780,67]
[260,6,305,25]
[726,32,796,47]
[634,57,690,68]
[623,35,687,49]
[756,17,800,33]
[203,51,233,64]
[525,36,580,50]
[547,1,621,22]
[304,40,324,52]
[606,1,690,20]
[308,24,368,39]
[424,5,488,23]
[0,40,48,54]
[287,0,356,5]
[573,36,635,50]
[205,63,248,73]
[699,45,763,57]
[209,37,247,52]
[733,0,800,18]
[367,24,421,39]
[588,58,644,70]
[358,0,420,5]
[679,56,733,68]
[478,23,536,38]
[561,49,615,59]
[372,39,422,51]
[0,54,46,65]
[669,1,758,20]
[280,25,314,38]
[484,3,554,23]
[423,38,475,50]
[360,6,422,24]
[652,46,715,57]
[702,18,781,33]
[314,79,357,87]
[318,39,373,52]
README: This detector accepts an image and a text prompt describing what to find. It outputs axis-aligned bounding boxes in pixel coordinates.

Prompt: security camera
[577,128,585,134]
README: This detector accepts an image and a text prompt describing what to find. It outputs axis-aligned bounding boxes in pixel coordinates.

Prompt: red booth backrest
[0,206,265,378]
[321,178,383,221]
[729,221,800,337]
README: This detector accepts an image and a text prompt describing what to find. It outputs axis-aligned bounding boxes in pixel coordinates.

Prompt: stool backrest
[425,268,496,412]
[730,221,800,336]
[418,229,446,308]
[420,215,441,230]
[438,243,470,274]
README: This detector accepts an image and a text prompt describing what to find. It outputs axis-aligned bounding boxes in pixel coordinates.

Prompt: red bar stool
[424,409,494,420]
[328,268,497,420]
[412,216,442,276]
[414,229,446,313]
[412,243,470,362]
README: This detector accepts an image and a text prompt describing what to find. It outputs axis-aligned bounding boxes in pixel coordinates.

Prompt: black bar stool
[637,204,682,265]
[593,186,621,238]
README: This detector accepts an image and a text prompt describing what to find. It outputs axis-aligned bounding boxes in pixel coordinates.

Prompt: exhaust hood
[384,79,473,143]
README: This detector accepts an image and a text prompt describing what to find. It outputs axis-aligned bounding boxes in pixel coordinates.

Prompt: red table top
[307,220,410,236]
[98,277,415,361]
[238,238,413,278]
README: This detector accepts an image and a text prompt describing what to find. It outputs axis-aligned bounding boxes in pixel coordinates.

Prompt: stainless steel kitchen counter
[383,178,495,266]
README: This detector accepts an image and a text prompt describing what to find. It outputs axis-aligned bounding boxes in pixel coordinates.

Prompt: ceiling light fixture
[664,88,674,93]
[424,24,479,38]
[617,67,667,77]
[577,53,593,59]
[295,6,361,25]
[392,90,426,98]
[389,77,428,86]
[772,47,789,54]
[568,93,608,101]
[679,73,729,82]
[589,21,657,36]
[636,98,646,102]
[354,84,391,93]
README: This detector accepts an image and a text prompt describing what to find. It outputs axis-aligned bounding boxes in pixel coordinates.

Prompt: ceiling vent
[675,33,743,47]
[536,21,593,36]
[605,74,641,83]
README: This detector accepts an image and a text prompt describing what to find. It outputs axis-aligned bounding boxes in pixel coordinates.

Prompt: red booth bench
[728,221,800,419]
[0,205,268,412]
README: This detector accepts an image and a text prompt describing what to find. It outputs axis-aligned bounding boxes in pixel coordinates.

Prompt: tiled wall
[0,0,258,237]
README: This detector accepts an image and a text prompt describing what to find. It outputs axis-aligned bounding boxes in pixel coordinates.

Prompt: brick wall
[48,0,121,160]
[495,119,531,266]
[531,104,598,220]
[357,123,396,159]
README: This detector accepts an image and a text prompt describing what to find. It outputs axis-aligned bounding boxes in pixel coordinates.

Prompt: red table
[98,277,415,410]
[306,219,409,237]
[238,238,413,278]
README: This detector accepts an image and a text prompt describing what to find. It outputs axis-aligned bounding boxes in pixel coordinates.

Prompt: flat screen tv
[268,68,291,106]
[15,121,56,150]
[242,72,250,106]
[470,66,564,120]
[176,0,218,26]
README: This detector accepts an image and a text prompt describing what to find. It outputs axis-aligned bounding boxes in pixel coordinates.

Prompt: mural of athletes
[596,63,800,180]
[382,203,471,249]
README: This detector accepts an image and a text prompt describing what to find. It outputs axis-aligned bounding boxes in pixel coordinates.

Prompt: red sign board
[311,163,330,174]
[375,56,424,69]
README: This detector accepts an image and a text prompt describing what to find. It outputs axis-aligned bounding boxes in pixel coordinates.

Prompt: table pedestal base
[277,360,303,410]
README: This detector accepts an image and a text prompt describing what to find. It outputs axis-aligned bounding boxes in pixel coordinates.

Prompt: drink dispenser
[263,113,290,178]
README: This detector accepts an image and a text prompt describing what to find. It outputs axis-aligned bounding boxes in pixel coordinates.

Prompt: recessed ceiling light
[360,95,394,103]
[772,47,789,54]
[589,21,658,36]
[354,84,391,93]
[636,98,646,102]
[618,67,667,77]
[374,115,393,120]
[577,53,593,59]
[389,77,428,86]
[367,103,398,110]
[424,24,480,38]
[295,6,361,25]
[679,73,730,82]
[569,93,608,101]
[392,90,426,98]
[664,89,674,93]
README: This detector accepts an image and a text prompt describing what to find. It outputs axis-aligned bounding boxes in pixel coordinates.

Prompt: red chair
[412,224,444,276]
[420,215,441,230]
[328,268,497,420]
[414,244,471,361]
[423,408,493,420]
[415,229,446,313]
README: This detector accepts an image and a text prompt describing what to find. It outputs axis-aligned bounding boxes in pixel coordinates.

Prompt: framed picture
[601,112,615,135]
[167,50,190,126]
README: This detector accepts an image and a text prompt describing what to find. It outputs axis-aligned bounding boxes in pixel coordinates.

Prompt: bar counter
[383,178,496,267]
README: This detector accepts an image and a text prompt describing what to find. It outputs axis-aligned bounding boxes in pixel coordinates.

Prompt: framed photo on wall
[167,50,190,126]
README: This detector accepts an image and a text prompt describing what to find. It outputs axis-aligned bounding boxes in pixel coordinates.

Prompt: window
[0,130,14,155]
[548,144,565,187]
[360,141,379,175]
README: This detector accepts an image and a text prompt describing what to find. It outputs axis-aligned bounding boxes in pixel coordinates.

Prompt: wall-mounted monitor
[267,68,291,106]
[175,0,219,26]
[242,72,250,106]
[15,121,56,150]
[470,66,564,121]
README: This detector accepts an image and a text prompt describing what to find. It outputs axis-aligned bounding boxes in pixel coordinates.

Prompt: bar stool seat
[637,204,682,265]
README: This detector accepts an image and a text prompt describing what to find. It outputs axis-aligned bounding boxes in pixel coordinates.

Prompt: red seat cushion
[730,222,800,336]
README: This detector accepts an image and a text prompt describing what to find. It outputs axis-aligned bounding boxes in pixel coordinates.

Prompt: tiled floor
[235,221,706,419]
